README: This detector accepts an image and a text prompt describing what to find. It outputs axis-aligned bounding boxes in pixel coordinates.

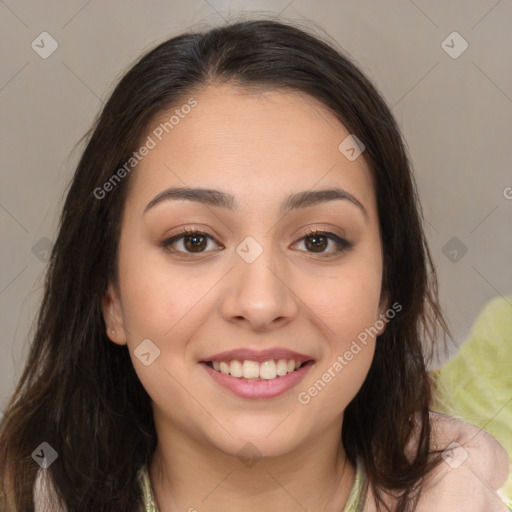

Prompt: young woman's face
[103,84,388,457]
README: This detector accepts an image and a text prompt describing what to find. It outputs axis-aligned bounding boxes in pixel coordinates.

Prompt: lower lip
[201,361,314,399]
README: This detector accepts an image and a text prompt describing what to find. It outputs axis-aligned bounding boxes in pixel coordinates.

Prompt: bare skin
[101,84,508,511]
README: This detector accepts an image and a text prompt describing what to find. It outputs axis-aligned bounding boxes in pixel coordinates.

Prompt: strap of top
[138,457,367,512]
[344,458,368,512]
[138,465,158,512]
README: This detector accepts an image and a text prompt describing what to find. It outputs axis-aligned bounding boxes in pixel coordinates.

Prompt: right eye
[161,228,222,255]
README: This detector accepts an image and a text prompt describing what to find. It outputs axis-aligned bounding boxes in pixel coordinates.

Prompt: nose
[220,240,299,332]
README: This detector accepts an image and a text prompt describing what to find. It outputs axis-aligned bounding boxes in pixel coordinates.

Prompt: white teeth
[229,360,243,378]
[208,358,306,380]
[276,359,288,376]
[260,360,277,380]
[242,360,260,379]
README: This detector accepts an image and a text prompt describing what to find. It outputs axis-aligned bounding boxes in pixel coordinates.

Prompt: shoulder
[414,413,509,511]
[362,414,510,511]
[428,412,509,488]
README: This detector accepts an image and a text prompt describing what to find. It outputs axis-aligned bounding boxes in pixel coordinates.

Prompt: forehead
[127,84,377,219]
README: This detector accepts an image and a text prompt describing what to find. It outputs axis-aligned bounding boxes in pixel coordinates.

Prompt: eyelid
[160,227,353,256]
[295,228,353,255]
[161,227,221,252]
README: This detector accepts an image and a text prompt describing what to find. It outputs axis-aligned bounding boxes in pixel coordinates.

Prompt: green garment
[138,457,368,512]
[432,295,512,504]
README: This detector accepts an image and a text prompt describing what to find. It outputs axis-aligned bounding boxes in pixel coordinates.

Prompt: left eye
[294,230,352,255]
[161,228,352,256]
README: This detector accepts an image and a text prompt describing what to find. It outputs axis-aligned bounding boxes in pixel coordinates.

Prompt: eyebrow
[144,186,368,220]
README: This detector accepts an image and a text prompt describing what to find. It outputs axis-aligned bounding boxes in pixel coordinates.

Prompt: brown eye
[161,228,353,257]
[304,232,328,253]
[296,230,353,255]
[161,228,219,254]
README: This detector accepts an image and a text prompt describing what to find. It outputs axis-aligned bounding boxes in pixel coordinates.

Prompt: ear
[101,282,127,346]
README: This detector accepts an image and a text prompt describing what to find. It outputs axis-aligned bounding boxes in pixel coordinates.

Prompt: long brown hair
[0,16,451,512]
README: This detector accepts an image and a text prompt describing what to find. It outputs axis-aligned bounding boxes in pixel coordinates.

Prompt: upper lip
[200,348,314,363]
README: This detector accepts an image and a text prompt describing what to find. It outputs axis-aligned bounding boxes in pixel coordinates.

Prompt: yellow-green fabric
[138,466,157,512]
[432,295,512,503]
[138,457,368,511]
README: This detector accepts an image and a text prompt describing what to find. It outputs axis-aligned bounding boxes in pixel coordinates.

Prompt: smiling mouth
[203,359,314,381]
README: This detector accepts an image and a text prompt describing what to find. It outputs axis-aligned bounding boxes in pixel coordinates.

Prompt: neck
[149,418,356,512]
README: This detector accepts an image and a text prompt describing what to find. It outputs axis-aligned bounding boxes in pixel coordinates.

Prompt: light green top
[432,295,512,505]
[138,457,367,512]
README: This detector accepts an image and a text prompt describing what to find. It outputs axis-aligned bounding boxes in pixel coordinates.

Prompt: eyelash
[161,227,353,257]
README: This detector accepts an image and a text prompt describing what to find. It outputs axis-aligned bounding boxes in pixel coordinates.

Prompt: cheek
[116,242,211,342]
[307,250,384,347]
[296,280,380,421]
[116,249,215,409]
[295,253,382,410]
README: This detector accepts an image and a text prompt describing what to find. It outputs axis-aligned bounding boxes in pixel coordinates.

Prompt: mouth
[202,358,314,381]
[200,358,315,399]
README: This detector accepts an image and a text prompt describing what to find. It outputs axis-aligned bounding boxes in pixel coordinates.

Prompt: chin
[208,422,304,461]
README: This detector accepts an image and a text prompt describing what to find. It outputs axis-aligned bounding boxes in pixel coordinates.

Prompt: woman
[0,17,508,512]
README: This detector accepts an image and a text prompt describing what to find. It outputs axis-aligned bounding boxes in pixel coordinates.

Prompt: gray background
[1,0,511,409]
